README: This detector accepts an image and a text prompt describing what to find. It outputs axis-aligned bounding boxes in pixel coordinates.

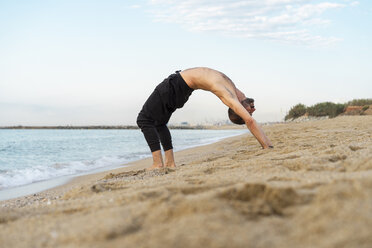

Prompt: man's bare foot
[165,163,176,168]
[148,150,164,170]
[147,164,164,170]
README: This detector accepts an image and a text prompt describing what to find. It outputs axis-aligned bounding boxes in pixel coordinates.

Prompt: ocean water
[0,129,246,191]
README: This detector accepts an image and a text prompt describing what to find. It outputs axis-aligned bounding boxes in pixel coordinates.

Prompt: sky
[0,0,371,126]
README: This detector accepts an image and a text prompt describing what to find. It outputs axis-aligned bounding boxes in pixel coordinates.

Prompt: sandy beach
[1,115,372,248]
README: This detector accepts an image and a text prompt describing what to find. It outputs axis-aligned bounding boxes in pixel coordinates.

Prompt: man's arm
[185,67,273,148]
[234,88,246,102]
[245,118,273,149]
[231,88,273,148]
[229,100,273,149]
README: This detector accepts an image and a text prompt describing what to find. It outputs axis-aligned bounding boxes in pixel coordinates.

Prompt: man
[137,67,273,169]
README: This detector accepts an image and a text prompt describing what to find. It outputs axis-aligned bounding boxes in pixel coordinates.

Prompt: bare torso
[180,67,229,90]
[180,67,246,102]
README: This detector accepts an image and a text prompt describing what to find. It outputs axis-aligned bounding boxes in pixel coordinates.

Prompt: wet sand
[1,116,372,248]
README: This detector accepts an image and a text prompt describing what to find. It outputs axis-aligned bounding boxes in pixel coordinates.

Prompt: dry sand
[1,116,372,248]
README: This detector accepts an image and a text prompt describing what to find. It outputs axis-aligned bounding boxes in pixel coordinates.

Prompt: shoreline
[1,116,372,248]
[0,163,136,202]
[0,131,247,202]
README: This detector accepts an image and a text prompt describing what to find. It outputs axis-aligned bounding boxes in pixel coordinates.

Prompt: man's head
[228,98,255,125]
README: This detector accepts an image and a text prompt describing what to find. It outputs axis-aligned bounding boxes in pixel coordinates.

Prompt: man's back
[180,67,232,90]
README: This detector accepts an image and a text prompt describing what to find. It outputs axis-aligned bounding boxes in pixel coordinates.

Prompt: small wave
[0,155,132,190]
[0,145,13,152]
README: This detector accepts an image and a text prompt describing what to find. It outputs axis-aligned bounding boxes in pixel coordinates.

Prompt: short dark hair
[241,98,254,108]
[227,98,254,125]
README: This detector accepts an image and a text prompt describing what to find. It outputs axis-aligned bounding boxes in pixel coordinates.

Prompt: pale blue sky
[0,0,371,125]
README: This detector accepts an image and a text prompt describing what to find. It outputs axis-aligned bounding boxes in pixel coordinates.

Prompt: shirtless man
[137,67,273,169]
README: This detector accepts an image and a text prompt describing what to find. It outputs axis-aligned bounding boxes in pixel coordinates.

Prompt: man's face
[242,101,256,116]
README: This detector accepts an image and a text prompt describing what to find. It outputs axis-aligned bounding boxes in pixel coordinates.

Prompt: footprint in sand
[328,155,347,162]
[103,169,146,180]
[349,145,363,151]
[218,183,312,217]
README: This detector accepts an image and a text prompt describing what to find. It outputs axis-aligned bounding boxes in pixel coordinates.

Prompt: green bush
[285,98,371,120]
[346,99,372,106]
[307,102,345,118]
[285,103,307,120]
[362,105,370,111]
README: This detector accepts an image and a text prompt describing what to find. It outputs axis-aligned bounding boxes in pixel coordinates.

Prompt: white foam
[0,155,132,190]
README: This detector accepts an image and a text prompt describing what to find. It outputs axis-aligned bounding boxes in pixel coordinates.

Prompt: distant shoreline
[0,124,245,130]
[0,125,140,130]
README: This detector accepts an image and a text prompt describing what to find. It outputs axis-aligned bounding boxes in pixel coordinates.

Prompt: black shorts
[139,71,194,124]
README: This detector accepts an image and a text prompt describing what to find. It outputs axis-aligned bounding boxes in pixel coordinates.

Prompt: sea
[0,129,246,198]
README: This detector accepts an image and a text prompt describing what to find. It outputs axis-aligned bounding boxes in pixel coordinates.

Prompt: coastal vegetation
[346,98,372,106]
[285,98,372,120]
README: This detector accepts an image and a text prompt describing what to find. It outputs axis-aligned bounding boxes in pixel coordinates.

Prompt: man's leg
[137,113,164,169]
[156,124,175,167]
[151,150,164,169]
[164,149,175,168]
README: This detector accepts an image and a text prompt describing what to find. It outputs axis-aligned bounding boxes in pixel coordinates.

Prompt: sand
[1,115,372,248]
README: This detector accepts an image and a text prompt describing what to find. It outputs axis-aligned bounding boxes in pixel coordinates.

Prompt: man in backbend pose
[137,67,273,169]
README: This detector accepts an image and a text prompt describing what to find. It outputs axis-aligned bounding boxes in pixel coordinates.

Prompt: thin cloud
[146,0,356,46]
